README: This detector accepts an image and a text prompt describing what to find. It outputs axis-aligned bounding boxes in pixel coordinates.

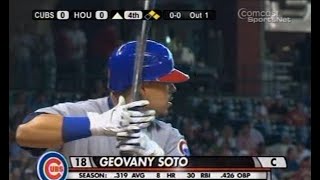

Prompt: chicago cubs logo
[178,139,191,156]
[37,151,68,180]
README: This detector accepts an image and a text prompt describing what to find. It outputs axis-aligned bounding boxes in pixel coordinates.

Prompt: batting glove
[116,128,165,156]
[87,96,155,136]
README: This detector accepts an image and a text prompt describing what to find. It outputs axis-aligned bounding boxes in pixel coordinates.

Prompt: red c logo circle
[44,158,64,179]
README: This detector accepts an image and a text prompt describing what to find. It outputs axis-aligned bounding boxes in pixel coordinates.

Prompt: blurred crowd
[166,94,311,180]
[9,21,120,92]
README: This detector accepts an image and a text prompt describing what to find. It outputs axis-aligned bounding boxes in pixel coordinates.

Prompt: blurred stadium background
[9,0,311,179]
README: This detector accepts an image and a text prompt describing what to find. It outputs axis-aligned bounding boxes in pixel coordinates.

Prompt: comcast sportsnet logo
[37,151,68,180]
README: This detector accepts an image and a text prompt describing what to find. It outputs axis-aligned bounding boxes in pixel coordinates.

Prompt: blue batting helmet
[107,40,189,92]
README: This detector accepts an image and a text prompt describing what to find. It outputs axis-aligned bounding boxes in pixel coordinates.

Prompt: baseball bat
[120,0,156,156]
[130,0,156,102]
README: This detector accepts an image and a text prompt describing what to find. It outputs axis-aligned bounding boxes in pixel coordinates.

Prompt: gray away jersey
[35,97,190,158]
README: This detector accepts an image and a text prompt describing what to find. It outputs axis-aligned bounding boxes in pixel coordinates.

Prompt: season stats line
[32,10,216,20]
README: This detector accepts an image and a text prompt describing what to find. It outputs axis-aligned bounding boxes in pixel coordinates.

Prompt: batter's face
[140,82,176,117]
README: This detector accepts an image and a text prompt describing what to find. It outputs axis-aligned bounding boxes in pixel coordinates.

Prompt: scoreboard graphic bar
[32,10,215,20]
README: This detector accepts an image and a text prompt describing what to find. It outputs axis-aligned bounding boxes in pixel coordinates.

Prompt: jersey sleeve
[19,98,108,157]
[163,127,191,156]
[34,98,107,116]
[35,102,80,116]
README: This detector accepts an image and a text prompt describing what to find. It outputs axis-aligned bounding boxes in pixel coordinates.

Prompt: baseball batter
[15,40,191,159]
